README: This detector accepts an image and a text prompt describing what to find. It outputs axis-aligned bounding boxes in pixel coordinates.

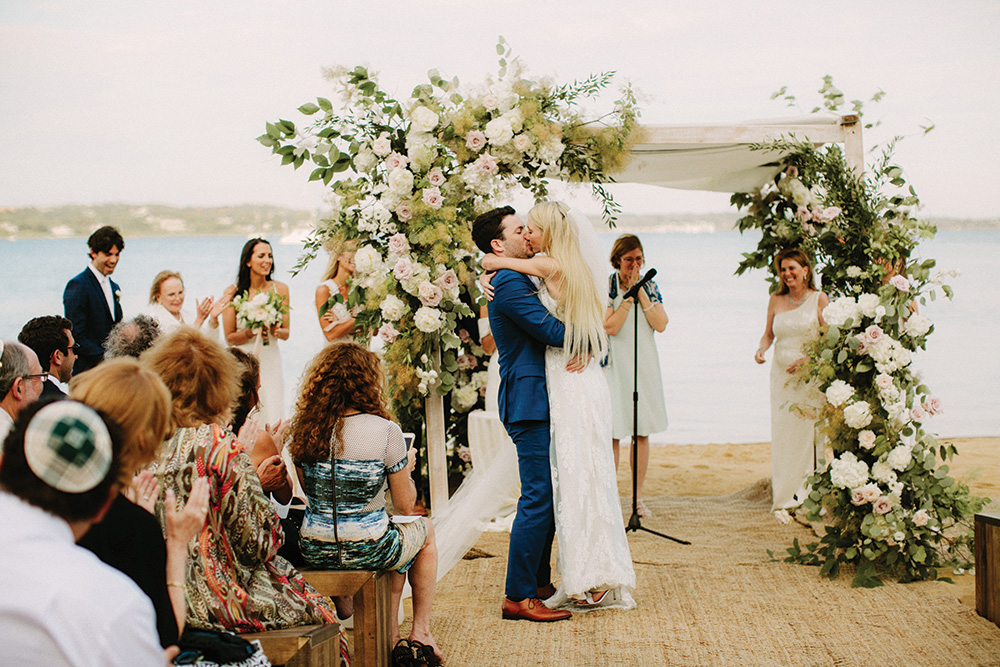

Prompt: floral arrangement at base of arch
[258,39,640,481]
[732,80,987,587]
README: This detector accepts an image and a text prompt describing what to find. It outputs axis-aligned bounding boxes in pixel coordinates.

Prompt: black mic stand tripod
[622,275,690,545]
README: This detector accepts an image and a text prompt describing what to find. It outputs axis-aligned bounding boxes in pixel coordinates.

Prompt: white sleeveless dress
[540,287,636,610]
[769,290,824,511]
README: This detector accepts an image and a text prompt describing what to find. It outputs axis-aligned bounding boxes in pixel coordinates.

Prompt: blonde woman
[315,241,358,343]
[481,201,636,611]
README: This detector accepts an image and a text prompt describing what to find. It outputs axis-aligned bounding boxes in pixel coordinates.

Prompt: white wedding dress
[539,286,636,610]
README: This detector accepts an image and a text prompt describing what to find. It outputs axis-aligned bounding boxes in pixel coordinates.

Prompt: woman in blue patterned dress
[288,342,443,666]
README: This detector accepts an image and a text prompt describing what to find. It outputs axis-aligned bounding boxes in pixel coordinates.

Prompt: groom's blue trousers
[504,420,556,600]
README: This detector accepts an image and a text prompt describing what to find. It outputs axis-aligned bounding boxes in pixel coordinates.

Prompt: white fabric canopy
[616,113,853,193]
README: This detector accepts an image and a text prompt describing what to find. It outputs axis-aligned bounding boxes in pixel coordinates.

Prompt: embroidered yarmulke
[24,401,112,493]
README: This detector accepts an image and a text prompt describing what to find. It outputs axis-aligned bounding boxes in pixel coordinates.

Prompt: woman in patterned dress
[143,327,336,633]
[289,342,444,665]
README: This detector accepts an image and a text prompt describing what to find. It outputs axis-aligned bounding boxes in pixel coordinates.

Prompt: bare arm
[221,285,251,345]
[482,254,560,282]
[387,448,418,515]
[164,478,209,635]
[636,287,668,333]
[315,284,356,342]
[271,282,291,342]
[817,291,829,327]
[603,299,634,336]
[754,295,778,364]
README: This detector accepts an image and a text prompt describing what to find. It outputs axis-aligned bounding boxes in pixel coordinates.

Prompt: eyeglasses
[67,344,81,353]
[22,373,47,383]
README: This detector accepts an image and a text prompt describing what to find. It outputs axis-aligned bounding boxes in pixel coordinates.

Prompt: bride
[479,201,636,610]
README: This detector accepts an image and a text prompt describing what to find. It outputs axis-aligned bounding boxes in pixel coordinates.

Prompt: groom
[472,206,572,622]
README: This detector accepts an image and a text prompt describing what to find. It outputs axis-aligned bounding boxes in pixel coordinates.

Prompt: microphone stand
[624,283,690,545]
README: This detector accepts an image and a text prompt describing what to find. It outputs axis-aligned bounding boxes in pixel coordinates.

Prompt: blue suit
[488,269,565,599]
[63,268,122,374]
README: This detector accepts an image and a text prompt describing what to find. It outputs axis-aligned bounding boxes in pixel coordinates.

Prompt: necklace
[787,290,808,306]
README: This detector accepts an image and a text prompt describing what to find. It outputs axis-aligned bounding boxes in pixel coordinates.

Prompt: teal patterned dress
[297,414,419,572]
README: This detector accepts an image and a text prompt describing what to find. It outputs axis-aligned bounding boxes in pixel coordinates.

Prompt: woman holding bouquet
[223,238,290,425]
[315,240,357,344]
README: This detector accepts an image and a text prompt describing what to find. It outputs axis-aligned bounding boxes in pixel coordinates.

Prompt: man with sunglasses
[0,341,45,444]
[18,316,78,399]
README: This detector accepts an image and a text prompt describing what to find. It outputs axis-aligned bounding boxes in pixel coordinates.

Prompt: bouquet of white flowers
[232,289,288,346]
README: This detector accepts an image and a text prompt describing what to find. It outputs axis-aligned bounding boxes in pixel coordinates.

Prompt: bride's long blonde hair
[528,201,607,359]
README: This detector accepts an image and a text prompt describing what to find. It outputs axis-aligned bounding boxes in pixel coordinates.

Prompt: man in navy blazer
[472,206,572,623]
[63,226,124,375]
[17,315,77,399]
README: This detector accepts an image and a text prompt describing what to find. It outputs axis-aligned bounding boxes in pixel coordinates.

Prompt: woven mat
[408,480,1000,666]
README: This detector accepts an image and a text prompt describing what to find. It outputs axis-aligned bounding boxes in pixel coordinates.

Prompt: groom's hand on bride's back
[565,354,590,373]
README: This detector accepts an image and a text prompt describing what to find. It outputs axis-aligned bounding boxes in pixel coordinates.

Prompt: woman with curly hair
[289,342,443,666]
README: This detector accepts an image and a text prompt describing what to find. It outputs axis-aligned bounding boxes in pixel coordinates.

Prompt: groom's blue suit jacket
[63,267,123,374]
[487,270,565,425]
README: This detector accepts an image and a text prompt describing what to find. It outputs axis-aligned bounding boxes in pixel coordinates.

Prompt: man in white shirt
[0,400,165,666]
[18,315,77,399]
[63,226,125,374]
[0,340,45,446]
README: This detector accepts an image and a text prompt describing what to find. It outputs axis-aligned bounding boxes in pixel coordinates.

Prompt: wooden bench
[975,512,1000,626]
[242,623,341,667]
[301,569,393,667]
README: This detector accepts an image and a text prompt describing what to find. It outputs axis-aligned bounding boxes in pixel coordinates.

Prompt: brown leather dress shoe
[536,583,557,600]
[502,598,572,622]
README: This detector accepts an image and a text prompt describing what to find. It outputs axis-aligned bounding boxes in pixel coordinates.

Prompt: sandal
[410,639,443,666]
[391,639,418,667]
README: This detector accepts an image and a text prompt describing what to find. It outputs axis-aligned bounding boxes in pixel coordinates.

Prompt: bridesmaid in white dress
[222,238,290,427]
[315,243,357,344]
[754,248,829,511]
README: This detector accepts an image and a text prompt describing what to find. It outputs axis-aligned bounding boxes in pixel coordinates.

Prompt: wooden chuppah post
[424,342,448,515]
[840,114,864,175]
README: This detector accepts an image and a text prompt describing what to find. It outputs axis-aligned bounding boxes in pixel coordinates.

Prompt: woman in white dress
[481,201,635,611]
[754,248,829,512]
[315,243,357,344]
[146,270,228,336]
[222,239,289,426]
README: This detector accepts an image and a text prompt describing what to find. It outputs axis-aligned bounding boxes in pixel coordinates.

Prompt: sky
[2,1,998,218]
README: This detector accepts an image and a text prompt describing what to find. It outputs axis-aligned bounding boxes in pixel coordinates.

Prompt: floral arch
[261,51,983,586]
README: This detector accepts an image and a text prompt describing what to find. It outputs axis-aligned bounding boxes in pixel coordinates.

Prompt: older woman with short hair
[143,327,335,633]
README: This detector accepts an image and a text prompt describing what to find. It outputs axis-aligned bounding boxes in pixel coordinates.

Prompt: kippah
[24,401,112,493]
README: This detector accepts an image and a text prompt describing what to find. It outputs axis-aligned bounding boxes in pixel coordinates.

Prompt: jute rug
[403,480,1000,666]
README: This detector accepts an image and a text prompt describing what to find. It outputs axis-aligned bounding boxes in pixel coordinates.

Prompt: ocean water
[2,230,997,443]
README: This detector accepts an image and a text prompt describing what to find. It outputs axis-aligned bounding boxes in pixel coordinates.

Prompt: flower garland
[733,114,986,586]
[259,40,639,478]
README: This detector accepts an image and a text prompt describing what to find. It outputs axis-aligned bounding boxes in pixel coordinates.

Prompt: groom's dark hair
[472,206,515,255]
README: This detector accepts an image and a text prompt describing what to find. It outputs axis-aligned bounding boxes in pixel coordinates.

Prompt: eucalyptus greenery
[736,79,987,587]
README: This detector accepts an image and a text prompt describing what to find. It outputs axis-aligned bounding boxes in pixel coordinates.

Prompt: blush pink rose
[427,167,446,187]
[395,201,414,222]
[474,153,499,175]
[378,322,400,343]
[924,396,943,415]
[422,187,444,210]
[889,275,910,292]
[466,130,487,151]
[418,280,443,307]
[393,257,414,282]
[912,509,930,527]
[865,325,884,344]
[851,488,867,506]
[387,233,409,256]
[434,269,459,292]
[873,496,892,515]
[457,328,471,343]
[384,152,409,171]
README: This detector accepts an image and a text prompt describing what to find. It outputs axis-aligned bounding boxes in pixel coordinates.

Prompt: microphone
[622,268,657,302]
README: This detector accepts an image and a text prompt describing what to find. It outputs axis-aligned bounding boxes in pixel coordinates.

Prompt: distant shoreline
[1,203,998,240]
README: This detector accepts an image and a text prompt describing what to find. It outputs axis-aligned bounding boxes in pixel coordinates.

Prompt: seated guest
[104,314,161,360]
[227,347,293,504]
[18,316,77,398]
[147,270,229,336]
[289,342,443,665]
[143,327,336,632]
[0,341,45,444]
[0,400,164,665]
[72,358,209,648]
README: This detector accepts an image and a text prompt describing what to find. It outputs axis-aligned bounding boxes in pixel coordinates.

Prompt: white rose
[538,136,565,164]
[825,380,854,407]
[871,461,897,484]
[859,482,882,503]
[846,266,864,279]
[452,384,480,412]
[858,430,877,450]
[875,373,894,390]
[830,451,869,489]
[857,293,880,318]
[409,106,439,133]
[903,313,931,337]
[353,148,377,173]
[481,93,499,111]
[484,117,514,146]
[512,133,534,154]
[912,509,930,527]
[372,132,392,157]
[886,445,912,472]
[387,167,414,195]
[823,296,860,328]
[414,306,443,333]
[843,401,873,429]
[380,294,406,321]
[353,246,382,275]
[387,233,409,257]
